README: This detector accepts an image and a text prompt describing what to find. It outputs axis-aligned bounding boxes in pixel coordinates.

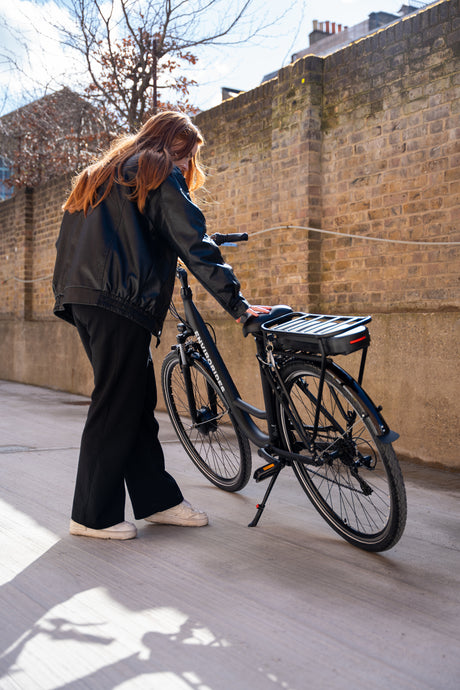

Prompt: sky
[0,0,423,116]
[190,0,417,110]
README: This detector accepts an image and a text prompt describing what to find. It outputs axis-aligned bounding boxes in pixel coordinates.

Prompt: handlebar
[177,233,248,289]
[211,232,248,246]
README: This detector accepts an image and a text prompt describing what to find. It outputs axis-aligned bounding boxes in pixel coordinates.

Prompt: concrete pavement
[0,379,459,690]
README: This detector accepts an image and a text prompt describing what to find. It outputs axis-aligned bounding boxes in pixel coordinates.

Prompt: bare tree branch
[1,0,305,158]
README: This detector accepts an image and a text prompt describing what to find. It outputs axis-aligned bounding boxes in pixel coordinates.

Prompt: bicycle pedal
[253,458,281,482]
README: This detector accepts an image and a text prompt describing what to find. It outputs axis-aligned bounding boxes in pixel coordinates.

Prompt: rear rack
[262,312,372,356]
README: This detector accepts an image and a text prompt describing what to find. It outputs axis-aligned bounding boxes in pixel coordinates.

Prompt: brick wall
[0,188,29,318]
[194,57,325,314]
[194,0,459,317]
[319,0,460,313]
[0,177,69,321]
[29,176,70,318]
[0,0,459,467]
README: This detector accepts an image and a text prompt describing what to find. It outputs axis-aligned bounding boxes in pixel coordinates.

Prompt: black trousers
[71,305,183,529]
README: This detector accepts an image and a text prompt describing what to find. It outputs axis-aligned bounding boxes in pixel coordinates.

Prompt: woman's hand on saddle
[236,305,272,323]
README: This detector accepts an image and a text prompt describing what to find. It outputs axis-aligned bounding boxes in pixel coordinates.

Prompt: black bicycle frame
[176,267,397,455]
[178,273,270,447]
[173,265,400,527]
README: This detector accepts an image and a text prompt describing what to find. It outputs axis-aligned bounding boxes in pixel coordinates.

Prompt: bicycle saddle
[242,305,293,337]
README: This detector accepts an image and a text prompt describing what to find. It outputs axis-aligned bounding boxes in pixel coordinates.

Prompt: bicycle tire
[161,350,252,491]
[277,360,407,551]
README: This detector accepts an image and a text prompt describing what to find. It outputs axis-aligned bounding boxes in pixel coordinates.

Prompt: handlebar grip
[211,232,249,246]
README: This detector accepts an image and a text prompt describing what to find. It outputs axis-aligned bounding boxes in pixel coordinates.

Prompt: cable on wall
[2,223,459,285]
[250,225,460,246]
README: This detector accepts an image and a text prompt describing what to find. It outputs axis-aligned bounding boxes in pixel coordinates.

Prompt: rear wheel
[277,360,407,551]
[161,350,252,491]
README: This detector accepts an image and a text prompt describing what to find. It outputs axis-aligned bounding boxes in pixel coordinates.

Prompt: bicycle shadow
[49,626,232,689]
[0,535,222,688]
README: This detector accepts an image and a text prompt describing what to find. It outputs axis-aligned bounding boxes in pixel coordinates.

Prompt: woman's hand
[236,305,272,323]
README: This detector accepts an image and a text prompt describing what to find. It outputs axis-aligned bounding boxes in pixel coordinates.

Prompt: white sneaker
[145,500,208,527]
[69,519,137,540]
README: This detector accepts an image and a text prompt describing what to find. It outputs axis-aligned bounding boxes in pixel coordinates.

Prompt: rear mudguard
[286,354,399,444]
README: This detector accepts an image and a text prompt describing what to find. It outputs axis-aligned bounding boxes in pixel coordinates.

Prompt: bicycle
[161,233,407,551]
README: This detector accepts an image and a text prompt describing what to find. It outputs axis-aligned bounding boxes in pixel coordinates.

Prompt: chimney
[309,18,344,45]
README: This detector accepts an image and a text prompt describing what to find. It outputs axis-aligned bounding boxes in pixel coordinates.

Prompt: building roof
[261,2,431,84]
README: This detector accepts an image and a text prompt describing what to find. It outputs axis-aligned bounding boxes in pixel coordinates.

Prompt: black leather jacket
[53,159,249,337]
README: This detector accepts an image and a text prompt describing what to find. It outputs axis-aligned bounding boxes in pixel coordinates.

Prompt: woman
[53,110,269,540]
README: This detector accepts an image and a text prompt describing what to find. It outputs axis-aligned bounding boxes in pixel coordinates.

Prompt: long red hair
[63,111,205,215]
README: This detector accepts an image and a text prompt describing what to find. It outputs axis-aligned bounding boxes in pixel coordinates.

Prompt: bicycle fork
[174,326,201,428]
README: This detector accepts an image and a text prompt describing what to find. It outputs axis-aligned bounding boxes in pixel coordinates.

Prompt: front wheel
[277,360,407,551]
[161,350,252,491]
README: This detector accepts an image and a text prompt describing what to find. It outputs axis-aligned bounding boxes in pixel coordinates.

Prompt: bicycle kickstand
[248,459,283,527]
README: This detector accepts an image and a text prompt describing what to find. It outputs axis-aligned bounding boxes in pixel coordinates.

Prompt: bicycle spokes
[273,360,406,550]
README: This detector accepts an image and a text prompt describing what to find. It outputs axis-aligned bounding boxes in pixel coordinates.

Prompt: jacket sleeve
[152,168,249,319]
